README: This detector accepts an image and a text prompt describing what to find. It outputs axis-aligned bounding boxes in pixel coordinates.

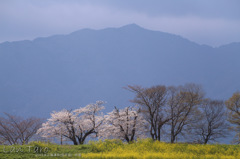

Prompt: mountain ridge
[1,24,238,48]
[0,24,239,118]
[0,24,209,47]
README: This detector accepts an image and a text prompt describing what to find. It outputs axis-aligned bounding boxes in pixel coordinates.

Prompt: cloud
[139,16,240,46]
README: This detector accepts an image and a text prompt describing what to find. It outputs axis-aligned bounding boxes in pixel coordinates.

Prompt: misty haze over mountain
[0,24,240,117]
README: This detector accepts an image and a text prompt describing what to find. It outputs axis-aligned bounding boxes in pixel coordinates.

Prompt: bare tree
[225,92,240,143]
[188,99,229,144]
[168,84,203,143]
[126,85,171,141]
[0,113,43,145]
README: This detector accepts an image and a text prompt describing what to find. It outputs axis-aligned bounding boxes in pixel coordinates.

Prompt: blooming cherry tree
[37,101,105,145]
[99,106,147,143]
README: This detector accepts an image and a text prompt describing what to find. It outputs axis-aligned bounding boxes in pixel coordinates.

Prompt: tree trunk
[157,127,161,141]
[71,137,78,145]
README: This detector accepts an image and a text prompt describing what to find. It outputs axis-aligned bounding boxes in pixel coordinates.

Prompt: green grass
[1,139,240,159]
[0,141,91,159]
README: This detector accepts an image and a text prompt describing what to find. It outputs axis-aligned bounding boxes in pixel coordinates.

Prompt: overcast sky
[1,0,240,46]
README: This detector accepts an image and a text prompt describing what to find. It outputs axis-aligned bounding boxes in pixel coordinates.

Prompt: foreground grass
[1,139,240,158]
[0,141,90,159]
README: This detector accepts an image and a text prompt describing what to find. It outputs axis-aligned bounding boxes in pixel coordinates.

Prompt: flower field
[1,139,240,158]
[84,139,240,159]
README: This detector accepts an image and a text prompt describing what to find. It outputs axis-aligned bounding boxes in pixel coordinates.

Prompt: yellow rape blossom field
[82,139,240,159]
[1,139,240,159]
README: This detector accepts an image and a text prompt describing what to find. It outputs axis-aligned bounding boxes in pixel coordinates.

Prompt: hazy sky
[1,0,240,46]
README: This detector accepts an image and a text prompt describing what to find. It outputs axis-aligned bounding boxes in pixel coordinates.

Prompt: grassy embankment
[1,139,240,159]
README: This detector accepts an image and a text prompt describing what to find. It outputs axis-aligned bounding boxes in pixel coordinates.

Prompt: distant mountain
[0,24,240,118]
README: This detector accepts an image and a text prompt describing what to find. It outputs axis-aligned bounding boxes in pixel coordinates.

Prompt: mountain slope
[0,24,239,117]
